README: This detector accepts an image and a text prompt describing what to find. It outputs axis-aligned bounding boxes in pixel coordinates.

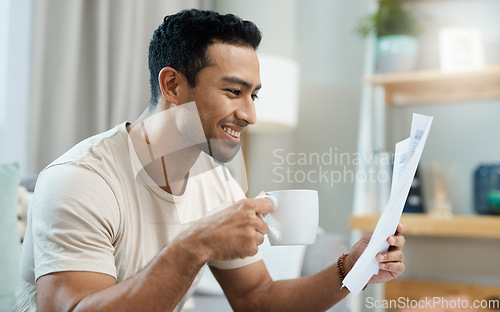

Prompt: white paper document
[342,113,433,295]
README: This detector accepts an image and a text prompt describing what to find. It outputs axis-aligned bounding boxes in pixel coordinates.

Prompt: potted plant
[355,0,421,73]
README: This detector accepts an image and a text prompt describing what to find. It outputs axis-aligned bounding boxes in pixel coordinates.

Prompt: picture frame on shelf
[439,27,485,72]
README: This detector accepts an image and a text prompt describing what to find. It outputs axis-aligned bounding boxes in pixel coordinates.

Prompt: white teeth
[223,127,240,138]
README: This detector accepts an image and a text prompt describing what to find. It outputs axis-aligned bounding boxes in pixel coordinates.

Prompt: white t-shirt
[11,122,261,312]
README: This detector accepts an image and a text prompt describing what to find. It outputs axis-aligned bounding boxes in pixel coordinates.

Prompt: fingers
[378,261,405,274]
[255,231,265,246]
[376,226,406,276]
[254,214,269,235]
[387,234,405,250]
[395,222,406,235]
[231,197,274,250]
[251,197,274,216]
[377,247,405,276]
[377,249,404,263]
[235,198,272,236]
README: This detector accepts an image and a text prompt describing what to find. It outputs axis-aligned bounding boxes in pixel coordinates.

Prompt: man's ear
[158,67,186,104]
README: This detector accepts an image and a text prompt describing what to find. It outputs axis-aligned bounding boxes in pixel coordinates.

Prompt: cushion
[196,266,224,295]
[20,174,38,192]
[0,162,21,310]
[16,186,33,243]
[301,230,349,277]
[259,236,307,280]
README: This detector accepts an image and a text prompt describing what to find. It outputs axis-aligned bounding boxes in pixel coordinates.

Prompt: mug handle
[255,194,282,243]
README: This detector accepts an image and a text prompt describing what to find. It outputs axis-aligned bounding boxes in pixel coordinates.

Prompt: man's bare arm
[37,235,208,312]
[213,222,406,312]
[36,198,273,312]
[212,259,349,312]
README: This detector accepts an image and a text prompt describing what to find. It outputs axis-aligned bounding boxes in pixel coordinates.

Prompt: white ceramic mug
[256,189,319,246]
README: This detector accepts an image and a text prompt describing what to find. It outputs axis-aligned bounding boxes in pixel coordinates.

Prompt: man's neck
[127,102,201,196]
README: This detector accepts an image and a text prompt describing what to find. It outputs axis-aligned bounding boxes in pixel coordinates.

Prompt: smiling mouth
[222,126,241,138]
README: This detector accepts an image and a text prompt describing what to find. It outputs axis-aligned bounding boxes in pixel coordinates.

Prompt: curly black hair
[148,9,262,105]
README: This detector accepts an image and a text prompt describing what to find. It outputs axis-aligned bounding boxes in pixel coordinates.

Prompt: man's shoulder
[45,122,129,171]
[35,122,134,209]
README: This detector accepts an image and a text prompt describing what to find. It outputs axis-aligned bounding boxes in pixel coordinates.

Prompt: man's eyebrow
[222,77,261,91]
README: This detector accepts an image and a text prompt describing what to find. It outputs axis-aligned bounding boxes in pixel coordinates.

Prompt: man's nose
[235,97,256,125]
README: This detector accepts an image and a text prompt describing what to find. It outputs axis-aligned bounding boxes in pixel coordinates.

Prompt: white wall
[295,0,369,236]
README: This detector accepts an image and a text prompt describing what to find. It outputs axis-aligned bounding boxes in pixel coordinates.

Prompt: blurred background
[1,0,500,311]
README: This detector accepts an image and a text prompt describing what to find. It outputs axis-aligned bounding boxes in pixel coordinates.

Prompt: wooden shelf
[363,65,500,106]
[350,213,500,238]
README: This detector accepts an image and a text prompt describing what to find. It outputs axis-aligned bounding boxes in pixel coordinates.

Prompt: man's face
[183,42,261,162]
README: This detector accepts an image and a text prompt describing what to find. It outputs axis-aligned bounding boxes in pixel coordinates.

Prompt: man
[12,9,405,312]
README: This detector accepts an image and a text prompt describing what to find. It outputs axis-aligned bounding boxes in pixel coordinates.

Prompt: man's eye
[226,89,241,96]
[251,94,259,101]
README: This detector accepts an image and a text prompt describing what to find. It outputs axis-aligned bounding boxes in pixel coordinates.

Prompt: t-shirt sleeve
[208,253,263,270]
[31,163,120,280]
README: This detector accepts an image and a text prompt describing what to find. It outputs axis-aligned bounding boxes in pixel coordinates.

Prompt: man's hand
[186,197,273,262]
[345,222,406,284]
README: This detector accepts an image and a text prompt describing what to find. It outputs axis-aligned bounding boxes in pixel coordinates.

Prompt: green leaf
[354,0,421,38]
